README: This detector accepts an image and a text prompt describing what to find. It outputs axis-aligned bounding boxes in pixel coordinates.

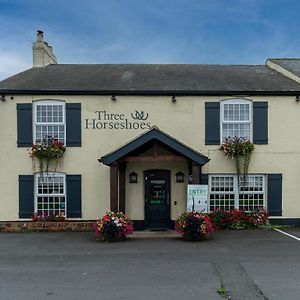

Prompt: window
[35,173,66,216]
[209,175,265,211]
[33,100,65,144]
[209,175,235,211]
[239,176,265,211]
[221,99,252,142]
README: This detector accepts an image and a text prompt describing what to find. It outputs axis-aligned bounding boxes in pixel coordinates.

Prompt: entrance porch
[99,127,209,230]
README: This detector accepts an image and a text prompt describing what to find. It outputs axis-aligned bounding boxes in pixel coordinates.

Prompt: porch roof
[99,127,210,166]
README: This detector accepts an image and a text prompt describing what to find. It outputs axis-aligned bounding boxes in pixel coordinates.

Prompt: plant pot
[182,233,206,242]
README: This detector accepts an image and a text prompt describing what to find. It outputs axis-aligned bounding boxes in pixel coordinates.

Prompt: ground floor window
[34,173,66,216]
[208,174,265,211]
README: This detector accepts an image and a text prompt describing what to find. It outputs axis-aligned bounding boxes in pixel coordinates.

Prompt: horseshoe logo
[131,111,149,121]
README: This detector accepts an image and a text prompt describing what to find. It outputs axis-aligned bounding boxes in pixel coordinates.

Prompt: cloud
[0,52,31,80]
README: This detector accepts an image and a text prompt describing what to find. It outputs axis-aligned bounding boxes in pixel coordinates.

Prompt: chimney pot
[36,30,44,42]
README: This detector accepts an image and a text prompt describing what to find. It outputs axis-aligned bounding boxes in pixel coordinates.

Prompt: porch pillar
[110,163,119,211]
[118,163,126,213]
[192,162,200,184]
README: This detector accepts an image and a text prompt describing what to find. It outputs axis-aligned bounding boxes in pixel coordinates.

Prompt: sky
[0,0,300,80]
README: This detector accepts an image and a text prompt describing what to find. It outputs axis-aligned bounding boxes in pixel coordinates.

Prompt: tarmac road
[0,229,300,300]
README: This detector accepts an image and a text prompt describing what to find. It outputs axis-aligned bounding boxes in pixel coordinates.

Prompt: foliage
[217,286,231,299]
[95,211,134,242]
[220,137,254,182]
[208,208,269,230]
[32,212,65,222]
[28,137,66,174]
[175,211,214,241]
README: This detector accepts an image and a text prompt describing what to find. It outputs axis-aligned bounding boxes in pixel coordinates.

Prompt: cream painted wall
[0,94,299,221]
[126,162,188,220]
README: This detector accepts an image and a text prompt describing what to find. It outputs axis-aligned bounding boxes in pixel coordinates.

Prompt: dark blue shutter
[253,102,268,144]
[17,104,32,147]
[66,103,81,147]
[267,174,282,216]
[66,175,82,218]
[205,102,220,145]
[19,175,34,218]
[201,174,208,185]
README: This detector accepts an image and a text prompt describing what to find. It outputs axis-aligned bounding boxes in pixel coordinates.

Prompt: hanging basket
[220,137,254,182]
[28,138,66,174]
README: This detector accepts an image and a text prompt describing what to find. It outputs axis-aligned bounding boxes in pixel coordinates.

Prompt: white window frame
[208,174,266,211]
[209,175,236,211]
[34,172,67,217]
[220,99,253,142]
[33,100,66,145]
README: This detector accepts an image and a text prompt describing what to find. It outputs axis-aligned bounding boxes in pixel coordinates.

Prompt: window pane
[36,104,64,124]
[222,123,250,140]
[239,175,265,211]
[223,103,250,121]
[36,174,66,216]
[209,176,235,211]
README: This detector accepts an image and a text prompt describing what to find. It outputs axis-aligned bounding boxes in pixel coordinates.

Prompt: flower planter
[95,211,134,243]
[182,233,206,242]
[175,212,214,241]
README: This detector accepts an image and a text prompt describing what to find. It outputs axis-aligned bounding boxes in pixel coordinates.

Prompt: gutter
[1,89,300,96]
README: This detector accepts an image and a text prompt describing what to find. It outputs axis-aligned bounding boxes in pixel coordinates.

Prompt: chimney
[32,30,57,67]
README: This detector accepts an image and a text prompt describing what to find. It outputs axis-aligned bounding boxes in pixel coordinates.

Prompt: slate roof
[1,63,300,95]
[269,59,300,78]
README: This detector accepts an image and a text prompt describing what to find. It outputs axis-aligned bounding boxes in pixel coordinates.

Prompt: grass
[217,286,231,299]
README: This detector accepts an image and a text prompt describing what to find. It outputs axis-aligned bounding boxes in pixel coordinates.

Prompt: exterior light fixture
[111,95,116,101]
[171,96,176,103]
[176,171,185,183]
[129,172,138,183]
[0,95,6,102]
[296,96,300,102]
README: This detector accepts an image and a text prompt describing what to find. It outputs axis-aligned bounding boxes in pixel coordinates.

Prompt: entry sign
[187,185,208,213]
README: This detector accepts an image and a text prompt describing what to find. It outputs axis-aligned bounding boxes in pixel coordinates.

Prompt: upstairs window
[33,101,66,144]
[221,99,252,142]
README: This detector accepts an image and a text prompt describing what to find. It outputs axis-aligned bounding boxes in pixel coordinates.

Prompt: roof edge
[100,127,210,166]
[1,89,300,96]
[266,59,300,84]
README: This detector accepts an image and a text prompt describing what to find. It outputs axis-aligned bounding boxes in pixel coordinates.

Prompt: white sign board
[187,185,208,213]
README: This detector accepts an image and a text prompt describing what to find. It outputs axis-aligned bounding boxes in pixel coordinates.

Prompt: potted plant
[28,137,66,174]
[220,137,254,183]
[95,211,134,242]
[175,211,214,241]
[32,212,66,222]
[208,208,269,230]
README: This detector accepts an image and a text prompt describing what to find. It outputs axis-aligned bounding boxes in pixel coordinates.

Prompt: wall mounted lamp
[111,95,117,101]
[176,171,185,183]
[171,96,176,103]
[0,95,6,102]
[129,171,138,183]
[296,96,300,102]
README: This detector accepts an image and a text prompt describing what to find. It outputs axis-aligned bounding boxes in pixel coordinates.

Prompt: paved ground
[0,229,300,300]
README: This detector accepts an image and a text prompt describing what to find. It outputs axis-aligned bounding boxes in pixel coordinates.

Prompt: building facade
[1,31,300,228]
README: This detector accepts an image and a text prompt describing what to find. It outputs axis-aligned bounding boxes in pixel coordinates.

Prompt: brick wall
[0,221,95,232]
